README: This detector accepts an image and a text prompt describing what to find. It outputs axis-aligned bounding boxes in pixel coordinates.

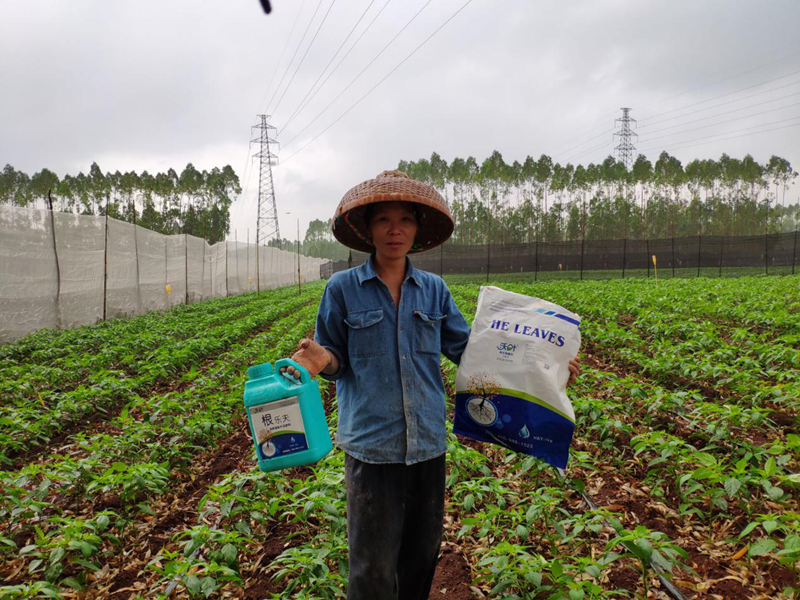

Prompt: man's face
[368,202,418,259]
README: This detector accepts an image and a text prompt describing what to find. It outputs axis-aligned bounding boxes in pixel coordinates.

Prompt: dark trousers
[345,453,446,600]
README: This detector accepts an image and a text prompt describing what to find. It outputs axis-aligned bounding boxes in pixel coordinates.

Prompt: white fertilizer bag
[454,286,581,469]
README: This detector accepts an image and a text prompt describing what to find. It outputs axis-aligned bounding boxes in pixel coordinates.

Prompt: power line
[562,137,615,165]
[639,80,800,128]
[642,105,800,144]
[641,122,800,155]
[636,47,800,110]
[281,0,435,150]
[282,0,476,164]
[553,48,800,159]
[281,0,392,139]
[640,114,800,145]
[549,116,616,153]
[639,117,800,153]
[554,127,614,159]
[265,0,326,115]
[639,97,800,137]
[257,0,309,115]
[638,68,800,122]
[280,0,377,132]
[271,0,338,117]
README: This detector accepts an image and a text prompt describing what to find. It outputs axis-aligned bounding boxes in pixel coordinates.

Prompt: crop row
[0,292,321,595]
[0,285,322,464]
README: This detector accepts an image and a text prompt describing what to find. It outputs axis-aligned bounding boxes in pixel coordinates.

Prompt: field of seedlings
[0,274,798,599]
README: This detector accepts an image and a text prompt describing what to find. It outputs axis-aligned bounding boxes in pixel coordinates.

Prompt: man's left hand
[567,356,581,386]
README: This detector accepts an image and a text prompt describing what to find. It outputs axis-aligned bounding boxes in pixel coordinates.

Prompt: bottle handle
[275,358,311,385]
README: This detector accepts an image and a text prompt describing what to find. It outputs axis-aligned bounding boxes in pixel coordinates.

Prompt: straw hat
[332,170,454,253]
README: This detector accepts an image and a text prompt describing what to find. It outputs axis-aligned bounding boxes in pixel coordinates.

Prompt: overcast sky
[2,0,799,242]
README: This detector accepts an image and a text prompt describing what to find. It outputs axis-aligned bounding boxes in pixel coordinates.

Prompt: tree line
[0,163,241,244]
[398,151,799,244]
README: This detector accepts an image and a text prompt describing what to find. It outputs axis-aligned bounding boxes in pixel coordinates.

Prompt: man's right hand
[281,339,337,379]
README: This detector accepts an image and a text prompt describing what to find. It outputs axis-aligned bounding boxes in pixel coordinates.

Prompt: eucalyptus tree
[631,154,653,237]
[29,168,60,209]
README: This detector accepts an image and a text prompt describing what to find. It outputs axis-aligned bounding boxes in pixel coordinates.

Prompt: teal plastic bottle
[243,358,332,472]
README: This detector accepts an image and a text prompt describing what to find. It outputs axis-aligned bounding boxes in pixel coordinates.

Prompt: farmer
[282,170,580,600]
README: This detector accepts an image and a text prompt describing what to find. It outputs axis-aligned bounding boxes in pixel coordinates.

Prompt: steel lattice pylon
[252,114,280,248]
[613,107,638,169]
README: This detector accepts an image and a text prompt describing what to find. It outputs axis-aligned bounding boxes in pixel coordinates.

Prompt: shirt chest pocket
[413,310,445,355]
[344,309,387,357]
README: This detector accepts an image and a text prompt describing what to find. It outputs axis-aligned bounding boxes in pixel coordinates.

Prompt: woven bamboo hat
[332,170,453,254]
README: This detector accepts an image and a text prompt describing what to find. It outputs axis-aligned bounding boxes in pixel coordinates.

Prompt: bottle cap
[248,362,274,380]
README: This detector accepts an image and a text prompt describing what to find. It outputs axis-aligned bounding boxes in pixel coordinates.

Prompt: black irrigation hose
[554,467,691,600]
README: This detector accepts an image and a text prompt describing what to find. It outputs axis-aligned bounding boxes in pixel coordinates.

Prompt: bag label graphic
[454,286,581,469]
[248,396,308,460]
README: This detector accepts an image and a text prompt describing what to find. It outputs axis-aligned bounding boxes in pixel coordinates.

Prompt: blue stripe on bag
[453,392,574,469]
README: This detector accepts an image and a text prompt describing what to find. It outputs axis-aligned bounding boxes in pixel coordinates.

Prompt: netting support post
[131,200,141,313]
[793,228,798,276]
[534,240,539,281]
[164,237,169,307]
[646,239,650,278]
[486,242,490,283]
[184,233,189,305]
[696,235,701,277]
[718,236,724,278]
[103,193,110,321]
[47,190,62,330]
[247,229,250,292]
[235,231,242,295]
[765,232,769,275]
[297,219,301,296]
[622,238,627,279]
[671,237,676,278]
[225,241,229,297]
[580,237,585,281]
[256,238,260,294]
[201,239,206,301]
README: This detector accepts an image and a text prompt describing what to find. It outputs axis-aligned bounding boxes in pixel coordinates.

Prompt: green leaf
[201,576,217,598]
[766,485,785,500]
[695,452,717,467]
[748,538,778,557]
[221,543,237,564]
[739,521,759,538]
[724,478,741,498]
[184,574,201,595]
[635,538,653,561]
[61,577,84,591]
[96,514,110,530]
[762,520,779,534]
[651,549,673,572]
[463,494,475,511]
[49,547,65,565]
[764,457,777,476]
[550,560,564,579]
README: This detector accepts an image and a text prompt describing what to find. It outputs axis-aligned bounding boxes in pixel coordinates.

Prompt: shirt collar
[356,255,421,287]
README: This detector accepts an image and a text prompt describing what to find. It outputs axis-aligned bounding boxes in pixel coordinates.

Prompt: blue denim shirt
[315,256,471,465]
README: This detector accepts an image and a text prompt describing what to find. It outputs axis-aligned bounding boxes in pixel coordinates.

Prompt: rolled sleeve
[440,288,471,366]
[314,280,348,381]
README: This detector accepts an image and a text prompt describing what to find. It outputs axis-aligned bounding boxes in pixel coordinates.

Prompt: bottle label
[249,396,308,460]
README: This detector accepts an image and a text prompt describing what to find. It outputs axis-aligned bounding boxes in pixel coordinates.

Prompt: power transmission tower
[252,114,281,248]
[613,107,638,169]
